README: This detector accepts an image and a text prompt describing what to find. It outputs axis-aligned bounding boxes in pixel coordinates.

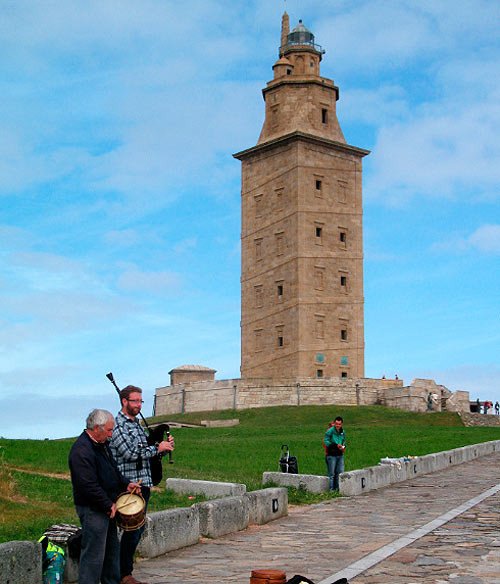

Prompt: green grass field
[1,405,499,543]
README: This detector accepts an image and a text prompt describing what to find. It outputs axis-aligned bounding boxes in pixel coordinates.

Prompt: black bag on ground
[286,577,348,584]
[279,444,298,474]
[43,524,82,560]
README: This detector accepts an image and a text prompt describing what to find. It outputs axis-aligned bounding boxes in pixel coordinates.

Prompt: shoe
[120,576,149,584]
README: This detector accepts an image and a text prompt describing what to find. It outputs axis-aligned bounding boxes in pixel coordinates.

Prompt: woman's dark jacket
[69,431,129,514]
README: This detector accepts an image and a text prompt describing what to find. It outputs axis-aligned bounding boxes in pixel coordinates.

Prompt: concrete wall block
[478,441,493,456]
[388,462,410,484]
[0,541,41,584]
[262,471,329,494]
[137,507,200,558]
[426,453,444,472]
[339,469,365,496]
[414,456,432,475]
[245,488,288,525]
[453,447,466,465]
[340,465,392,496]
[195,496,249,539]
[166,478,246,499]
[64,557,79,583]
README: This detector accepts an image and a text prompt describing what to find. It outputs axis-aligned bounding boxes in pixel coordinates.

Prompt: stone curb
[166,478,246,498]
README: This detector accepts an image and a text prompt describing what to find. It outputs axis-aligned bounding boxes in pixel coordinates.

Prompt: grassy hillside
[1,405,499,543]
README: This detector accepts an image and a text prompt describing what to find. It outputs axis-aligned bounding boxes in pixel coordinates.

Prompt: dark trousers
[76,505,120,584]
[120,486,151,578]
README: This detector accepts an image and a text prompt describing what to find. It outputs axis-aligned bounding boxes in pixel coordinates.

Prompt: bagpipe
[106,372,172,486]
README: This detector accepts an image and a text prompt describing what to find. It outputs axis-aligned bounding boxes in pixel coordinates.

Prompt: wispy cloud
[433,224,500,254]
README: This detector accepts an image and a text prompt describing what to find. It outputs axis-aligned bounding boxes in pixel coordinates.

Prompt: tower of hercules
[234,13,369,380]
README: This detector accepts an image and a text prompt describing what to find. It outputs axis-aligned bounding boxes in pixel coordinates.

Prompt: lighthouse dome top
[286,19,324,53]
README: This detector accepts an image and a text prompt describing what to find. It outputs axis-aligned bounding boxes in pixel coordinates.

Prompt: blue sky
[1,0,499,439]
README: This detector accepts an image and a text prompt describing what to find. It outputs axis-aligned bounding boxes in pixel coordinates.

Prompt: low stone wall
[196,495,250,538]
[460,412,500,427]
[0,486,287,582]
[0,541,41,584]
[262,440,500,496]
[137,506,200,559]
[263,472,329,494]
[138,486,288,557]
[166,478,246,498]
[155,376,403,416]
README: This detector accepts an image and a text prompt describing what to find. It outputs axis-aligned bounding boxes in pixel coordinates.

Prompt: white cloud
[468,224,500,253]
[317,0,499,75]
[340,85,410,127]
[433,224,500,255]
[366,99,500,203]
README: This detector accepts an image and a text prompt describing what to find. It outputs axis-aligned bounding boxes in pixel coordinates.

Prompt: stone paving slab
[348,492,500,584]
[135,452,500,584]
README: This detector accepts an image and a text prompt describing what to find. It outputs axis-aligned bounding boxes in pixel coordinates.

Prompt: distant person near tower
[109,386,174,584]
[324,416,346,491]
[495,401,499,415]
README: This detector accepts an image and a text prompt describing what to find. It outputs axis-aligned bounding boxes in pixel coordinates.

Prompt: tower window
[338,180,348,203]
[340,275,347,288]
[255,238,263,261]
[271,105,279,128]
[314,267,325,290]
[275,232,284,255]
[315,179,322,191]
[321,108,328,124]
[316,318,325,339]
[254,285,263,308]
[315,226,323,238]
[274,187,285,211]
[276,325,284,348]
[317,369,324,378]
[254,194,263,218]
[277,283,284,299]
[341,371,348,378]
[287,69,292,75]
[341,329,348,341]
[340,231,346,243]
[254,329,263,352]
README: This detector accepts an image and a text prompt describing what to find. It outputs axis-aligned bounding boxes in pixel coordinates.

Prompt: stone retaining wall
[154,376,469,417]
[0,487,288,583]
[155,376,403,415]
[262,439,500,496]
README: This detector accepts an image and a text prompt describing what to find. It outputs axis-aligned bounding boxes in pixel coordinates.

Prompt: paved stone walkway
[135,452,500,584]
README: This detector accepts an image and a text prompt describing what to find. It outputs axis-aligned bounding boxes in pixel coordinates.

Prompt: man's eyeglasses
[127,399,144,404]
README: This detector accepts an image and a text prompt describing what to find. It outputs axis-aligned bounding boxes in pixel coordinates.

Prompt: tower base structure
[154,375,470,417]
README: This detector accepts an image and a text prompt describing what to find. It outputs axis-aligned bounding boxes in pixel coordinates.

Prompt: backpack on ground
[279,444,298,474]
[38,536,66,584]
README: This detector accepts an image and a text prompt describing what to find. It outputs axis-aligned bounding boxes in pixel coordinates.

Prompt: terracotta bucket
[250,569,287,584]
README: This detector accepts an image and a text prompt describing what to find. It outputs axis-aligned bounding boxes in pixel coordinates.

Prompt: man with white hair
[69,409,140,584]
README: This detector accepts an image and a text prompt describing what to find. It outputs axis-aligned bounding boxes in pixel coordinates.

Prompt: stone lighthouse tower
[234,13,369,380]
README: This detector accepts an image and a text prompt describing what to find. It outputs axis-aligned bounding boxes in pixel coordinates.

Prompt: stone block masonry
[154,375,469,416]
[166,478,246,498]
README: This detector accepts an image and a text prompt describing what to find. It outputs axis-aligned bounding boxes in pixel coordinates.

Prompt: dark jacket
[69,431,128,514]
